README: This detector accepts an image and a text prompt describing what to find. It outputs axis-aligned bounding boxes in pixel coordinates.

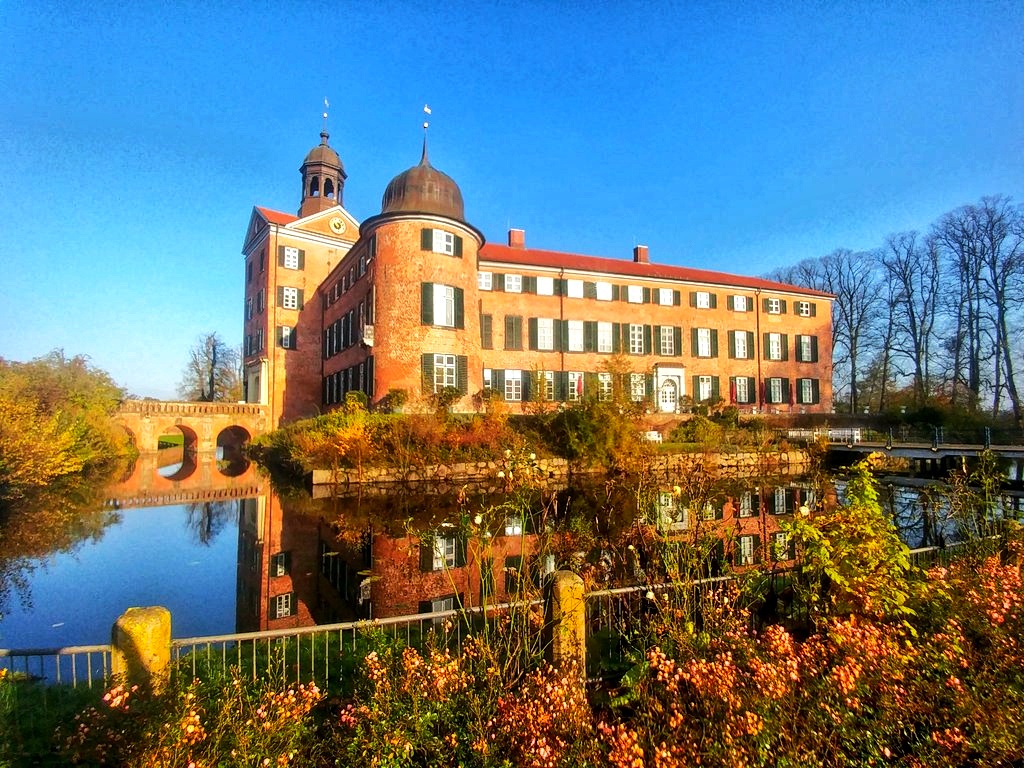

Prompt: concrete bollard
[549,570,586,670]
[111,606,171,692]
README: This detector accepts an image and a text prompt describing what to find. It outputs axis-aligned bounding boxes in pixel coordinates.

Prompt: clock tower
[298,131,347,218]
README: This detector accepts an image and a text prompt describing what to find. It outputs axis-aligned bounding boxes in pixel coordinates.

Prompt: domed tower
[361,137,485,410]
[299,131,346,217]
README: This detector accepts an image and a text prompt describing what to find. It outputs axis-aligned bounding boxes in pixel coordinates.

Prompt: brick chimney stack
[633,245,649,263]
[508,228,526,248]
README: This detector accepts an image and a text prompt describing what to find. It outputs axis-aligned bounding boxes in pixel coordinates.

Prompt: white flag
[423,104,431,115]
[324,97,330,109]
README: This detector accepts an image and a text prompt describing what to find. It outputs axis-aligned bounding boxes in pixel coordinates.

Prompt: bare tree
[178,332,242,402]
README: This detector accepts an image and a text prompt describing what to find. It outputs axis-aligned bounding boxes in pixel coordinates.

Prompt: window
[278,325,295,350]
[627,285,644,304]
[797,335,817,362]
[504,516,524,536]
[433,536,458,570]
[422,283,464,328]
[797,301,813,317]
[597,322,614,353]
[433,229,455,255]
[272,593,293,619]
[568,371,583,402]
[432,354,457,391]
[659,326,675,356]
[270,551,290,577]
[696,328,712,357]
[767,377,786,404]
[733,331,749,359]
[246,260,253,284]
[734,376,750,404]
[630,373,646,402]
[567,320,584,352]
[656,492,689,531]
[505,274,522,293]
[281,287,300,310]
[697,375,714,402]
[481,314,493,349]
[256,289,265,313]
[255,328,264,352]
[567,279,584,298]
[536,276,554,295]
[732,295,749,311]
[483,368,493,390]
[536,318,554,351]
[245,297,253,320]
[629,324,645,355]
[767,333,784,361]
[738,536,757,566]
[773,532,792,561]
[434,285,456,327]
[598,372,613,401]
[767,298,781,314]
[504,315,523,350]
[541,370,555,401]
[659,288,675,306]
[595,281,613,301]
[478,271,492,290]
[739,491,755,518]
[695,291,711,309]
[282,246,300,270]
[798,378,820,404]
[775,487,788,514]
[505,370,522,401]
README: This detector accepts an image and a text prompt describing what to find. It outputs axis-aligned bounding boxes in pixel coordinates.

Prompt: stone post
[111,606,171,692]
[548,570,586,670]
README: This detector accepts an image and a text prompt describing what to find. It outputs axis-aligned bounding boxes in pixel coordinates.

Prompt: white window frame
[598,372,613,401]
[536,276,554,296]
[478,271,493,291]
[504,516,523,536]
[433,284,456,328]
[483,368,493,390]
[595,281,613,301]
[283,246,300,270]
[541,370,555,401]
[505,274,522,293]
[773,532,791,561]
[630,373,646,402]
[433,354,457,391]
[567,320,584,352]
[798,301,811,317]
[432,229,455,255]
[272,593,292,619]
[799,378,814,404]
[281,287,299,310]
[798,335,813,362]
[271,552,289,576]
[629,323,644,354]
[697,328,712,358]
[566,279,584,298]
[537,318,554,351]
[505,369,522,401]
[734,332,749,359]
[280,326,294,350]
[768,377,784,404]
[767,297,781,314]
[695,291,711,309]
[245,297,253,320]
[568,371,583,402]
[697,375,713,401]
[433,536,457,570]
[738,536,756,566]
[775,487,788,514]
[658,288,674,306]
[627,285,644,304]
[735,376,750,404]
[739,491,754,518]
[732,295,749,312]
[659,326,674,356]
[597,322,614,353]
[768,333,783,361]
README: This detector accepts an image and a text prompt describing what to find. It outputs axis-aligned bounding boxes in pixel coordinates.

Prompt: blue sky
[2,1,1021,398]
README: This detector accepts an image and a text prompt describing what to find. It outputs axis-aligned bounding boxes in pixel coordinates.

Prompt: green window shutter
[689,291,697,308]
[646,374,654,398]
[421,283,433,324]
[584,282,597,299]
[673,290,681,306]
[494,273,505,291]
[782,378,791,403]
[673,327,682,356]
[420,540,434,572]
[711,376,720,400]
[653,325,661,354]
[710,330,719,358]
[692,375,700,401]
[454,236,463,257]
[296,289,304,309]
[421,354,434,393]
[785,489,796,512]
[277,245,286,266]
[420,228,432,250]
[523,276,536,294]
[521,370,531,402]
[710,293,718,309]
[643,324,652,354]
[748,377,757,404]
[642,287,651,303]
[584,321,597,352]
[763,298,770,312]
[481,314,493,348]
[494,369,505,394]
[727,294,734,308]
[553,279,564,296]
[780,300,788,314]
[556,371,568,401]
[611,284,621,301]
[612,323,622,353]
[297,249,305,269]
[812,379,820,404]
[781,334,789,361]
[556,319,568,351]
[691,328,699,356]
[454,287,465,329]
[747,331,755,354]
[728,330,736,359]
[753,535,762,564]
[763,333,770,358]
[809,302,817,317]
[277,286,284,305]
[456,356,468,394]
[528,318,538,350]
[811,336,818,362]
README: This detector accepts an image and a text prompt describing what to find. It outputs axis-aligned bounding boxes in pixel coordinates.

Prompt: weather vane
[323,97,330,132]
[423,104,431,132]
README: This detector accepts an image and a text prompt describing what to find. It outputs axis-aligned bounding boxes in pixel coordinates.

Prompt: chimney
[633,245,649,263]
[508,228,526,249]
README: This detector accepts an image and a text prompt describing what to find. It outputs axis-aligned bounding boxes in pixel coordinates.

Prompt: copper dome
[303,131,344,172]
[380,141,464,221]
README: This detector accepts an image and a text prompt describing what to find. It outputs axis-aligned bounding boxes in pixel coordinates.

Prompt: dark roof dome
[381,140,464,221]
[303,131,343,172]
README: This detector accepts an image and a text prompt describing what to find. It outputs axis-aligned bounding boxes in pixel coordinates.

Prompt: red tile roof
[479,244,832,298]
[256,206,298,226]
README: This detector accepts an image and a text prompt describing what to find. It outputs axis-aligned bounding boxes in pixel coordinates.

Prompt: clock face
[329,217,346,234]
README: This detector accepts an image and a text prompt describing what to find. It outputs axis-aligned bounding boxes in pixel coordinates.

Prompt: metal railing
[0,644,111,688]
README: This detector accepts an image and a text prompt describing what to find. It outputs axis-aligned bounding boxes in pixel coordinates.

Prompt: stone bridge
[114,400,270,453]
[106,452,267,508]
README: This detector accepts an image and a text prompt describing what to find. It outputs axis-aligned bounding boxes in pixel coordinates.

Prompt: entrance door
[659,379,678,413]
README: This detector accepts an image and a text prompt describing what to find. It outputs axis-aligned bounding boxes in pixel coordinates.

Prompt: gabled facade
[245,131,833,425]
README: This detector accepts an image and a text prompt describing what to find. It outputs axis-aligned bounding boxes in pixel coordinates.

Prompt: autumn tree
[178,332,242,402]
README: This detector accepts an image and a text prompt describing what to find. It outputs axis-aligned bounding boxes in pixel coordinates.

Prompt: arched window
[324,178,335,199]
[309,175,320,197]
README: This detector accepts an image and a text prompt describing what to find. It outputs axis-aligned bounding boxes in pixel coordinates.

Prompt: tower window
[324,178,335,200]
[309,175,320,197]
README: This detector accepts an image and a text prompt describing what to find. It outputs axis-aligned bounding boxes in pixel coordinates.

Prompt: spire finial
[421,104,431,165]
[322,97,330,136]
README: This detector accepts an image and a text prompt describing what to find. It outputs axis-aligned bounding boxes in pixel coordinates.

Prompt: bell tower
[299,130,346,218]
